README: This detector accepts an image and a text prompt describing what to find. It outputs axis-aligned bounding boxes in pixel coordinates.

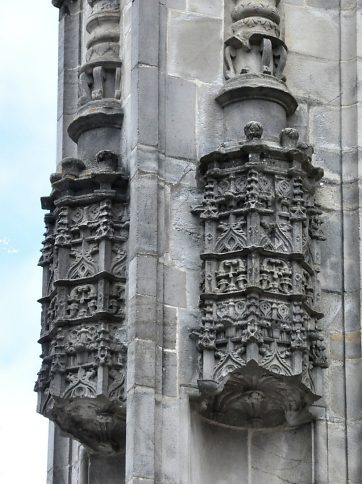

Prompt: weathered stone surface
[41,0,362,481]
[167,11,223,83]
[188,0,223,18]
[191,122,326,427]
[250,424,313,483]
[285,5,339,60]
[165,76,197,159]
[36,160,129,455]
[190,412,249,484]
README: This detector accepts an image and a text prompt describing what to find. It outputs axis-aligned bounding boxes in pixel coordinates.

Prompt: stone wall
[42,1,361,483]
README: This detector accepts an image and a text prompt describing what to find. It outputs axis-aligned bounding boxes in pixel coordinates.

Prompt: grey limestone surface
[41,0,361,483]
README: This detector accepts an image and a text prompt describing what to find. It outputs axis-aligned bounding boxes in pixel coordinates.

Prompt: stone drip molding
[191,0,327,428]
[36,0,127,455]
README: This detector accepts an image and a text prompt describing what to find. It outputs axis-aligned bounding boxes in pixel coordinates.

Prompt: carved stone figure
[67,0,123,162]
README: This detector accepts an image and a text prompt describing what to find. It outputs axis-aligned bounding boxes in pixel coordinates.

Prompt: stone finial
[96,150,118,171]
[298,142,314,161]
[67,0,123,164]
[218,0,297,121]
[280,128,299,148]
[61,157,86,177]
[244,121,263,141]
[52,0,78,7]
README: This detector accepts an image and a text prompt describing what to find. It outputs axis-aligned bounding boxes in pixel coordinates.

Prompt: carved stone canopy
[191,122,326,428]
[35,156,129,455]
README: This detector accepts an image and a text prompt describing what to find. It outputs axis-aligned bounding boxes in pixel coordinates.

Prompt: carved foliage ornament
[191,122,326,428]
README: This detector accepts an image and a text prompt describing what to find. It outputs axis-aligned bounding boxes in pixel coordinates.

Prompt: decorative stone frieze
[35,156,129,454]
[192,122,326,427]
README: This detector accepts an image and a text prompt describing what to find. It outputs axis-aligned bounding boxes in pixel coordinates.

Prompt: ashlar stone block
[250,425,313,484]
[165,76,197,159]
[167,11,223,83]
[285,5,339,60]
[189,413,248,484]
[188,0,223,18]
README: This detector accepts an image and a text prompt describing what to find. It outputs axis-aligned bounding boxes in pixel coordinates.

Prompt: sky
[0,2,59,482]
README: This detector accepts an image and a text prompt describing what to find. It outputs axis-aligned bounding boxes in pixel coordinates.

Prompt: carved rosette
[35,155,129,454]
[192,123,327,428]
[219,0,296,114]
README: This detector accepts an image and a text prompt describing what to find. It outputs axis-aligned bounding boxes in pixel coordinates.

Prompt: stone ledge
[216,74,298,117]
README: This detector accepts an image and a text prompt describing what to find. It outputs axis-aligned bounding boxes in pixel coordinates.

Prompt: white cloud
[0,237,18,254]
